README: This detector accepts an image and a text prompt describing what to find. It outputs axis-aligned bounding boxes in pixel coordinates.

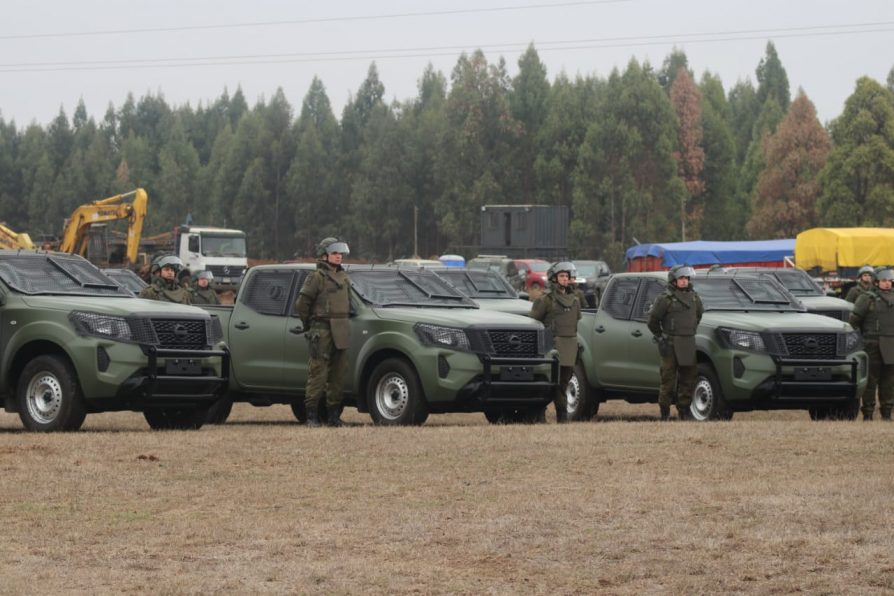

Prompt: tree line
[0,42,892,269]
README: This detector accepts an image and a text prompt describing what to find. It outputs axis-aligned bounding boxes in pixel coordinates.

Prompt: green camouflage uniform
[190,287,220,305]
[139,277,192,304]
[845,282,871,304]
[849,289,894,419]
[295,259,351,415]
[529,284,581,420]
[648,286,704,415]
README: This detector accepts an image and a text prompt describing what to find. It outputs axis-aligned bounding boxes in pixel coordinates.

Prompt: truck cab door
[228,269,296,390]
[586,277,641,386]
[282,271,312,391]
[626,279,665,389]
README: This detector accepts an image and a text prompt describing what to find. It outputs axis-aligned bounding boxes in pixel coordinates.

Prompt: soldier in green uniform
[528,262,582,423]
[190,270,220,305]
[845,265,875,304]
[648,265,704,421]
[849,267,894,421]
[295,237,352,427]
[139,256,192,304]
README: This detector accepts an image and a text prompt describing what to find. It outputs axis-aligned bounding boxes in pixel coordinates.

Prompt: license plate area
[499,366,534,382]
[164,359,202,376]
[793,366,832,381]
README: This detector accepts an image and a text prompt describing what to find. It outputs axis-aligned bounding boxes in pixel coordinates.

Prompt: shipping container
[479,205,568,259]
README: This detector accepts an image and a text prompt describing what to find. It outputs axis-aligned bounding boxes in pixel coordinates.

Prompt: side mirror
[518,292,530,301]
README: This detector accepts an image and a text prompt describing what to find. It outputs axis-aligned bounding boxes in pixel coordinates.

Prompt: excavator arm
[59,188,148,264]
[0,222,35,250]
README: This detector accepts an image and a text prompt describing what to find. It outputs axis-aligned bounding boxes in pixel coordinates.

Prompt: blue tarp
[625,239,795,268]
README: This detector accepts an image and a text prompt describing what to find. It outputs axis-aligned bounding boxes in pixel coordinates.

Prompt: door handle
[631,330,643,337]
[234,321,250,330]
[289,325,304,334]
[595,325,605,333]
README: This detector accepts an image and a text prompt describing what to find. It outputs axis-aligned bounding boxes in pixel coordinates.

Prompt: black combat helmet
[667,264,696,284]
[317,237,350,257]
[157,255,184,272]
[548,261,576,282]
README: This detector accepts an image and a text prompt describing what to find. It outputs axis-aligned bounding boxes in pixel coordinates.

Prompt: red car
[513,259,550,290]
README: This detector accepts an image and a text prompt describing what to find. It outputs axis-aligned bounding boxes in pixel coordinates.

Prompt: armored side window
[241,270,295,316]
[632,280,665,322]
[601,278,640,320]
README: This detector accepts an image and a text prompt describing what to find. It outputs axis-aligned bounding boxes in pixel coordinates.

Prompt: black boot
[327,404,344,427]
[881,411,892,421]
[677,405,691,421]
[863,412,873,422]
[659,405,670,421]
[305,407,321,427]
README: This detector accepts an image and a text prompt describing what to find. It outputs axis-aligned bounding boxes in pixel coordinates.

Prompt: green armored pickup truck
[203,264,557,425]
[0,251,228,431]
[567,272,867,421]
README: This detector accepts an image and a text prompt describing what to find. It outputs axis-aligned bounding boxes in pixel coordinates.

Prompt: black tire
[484,406,547,424]
[144,407,207,430]
[16,355,88,432]
[566,364,599,422]
[367,358,428,426]
[204,395,233,425]
[689,363,733,421]
[290,400,308,423]
[809,398,859,421]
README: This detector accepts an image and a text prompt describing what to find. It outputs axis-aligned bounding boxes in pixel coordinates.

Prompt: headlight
[717,328,766,352]
[414,323,471,352]
[70,312,133,341]
[842,331,862,354]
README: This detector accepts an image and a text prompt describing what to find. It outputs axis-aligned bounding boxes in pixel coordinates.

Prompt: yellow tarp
[795,228,894,272]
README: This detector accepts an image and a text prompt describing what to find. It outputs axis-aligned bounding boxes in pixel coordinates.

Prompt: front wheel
[204,395,233,425]
[144,408,207,430]
[290,400,308,424]
[17,355,88,432]
[367,358,428,426]
[566,364,599,422]
[689,363,733,421]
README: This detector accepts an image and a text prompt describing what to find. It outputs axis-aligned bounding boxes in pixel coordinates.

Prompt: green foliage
[698,73,739,239]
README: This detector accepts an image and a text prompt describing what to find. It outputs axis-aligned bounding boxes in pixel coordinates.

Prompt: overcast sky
[1,0,891,127]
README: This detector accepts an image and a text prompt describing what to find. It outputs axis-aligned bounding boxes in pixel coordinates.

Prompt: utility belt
[311,314,349,327]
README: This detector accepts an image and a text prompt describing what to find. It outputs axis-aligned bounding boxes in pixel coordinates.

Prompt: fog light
[733,356,745,379]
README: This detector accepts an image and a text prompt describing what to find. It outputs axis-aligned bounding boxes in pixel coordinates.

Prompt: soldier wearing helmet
[647,264,704,420]
[846,265,876,304]
[528,261,582,423]
[190,270,220,305]
[295,237,352,427]
[849,266,894,421]
[139,255,191,304]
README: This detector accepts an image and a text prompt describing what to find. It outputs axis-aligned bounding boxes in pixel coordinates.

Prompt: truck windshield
[437,269,518,299]
[695,277,802,311]
[764,270,824,296]
[202,235,247,258]
[350,270,477,308]
[0,254,132,297]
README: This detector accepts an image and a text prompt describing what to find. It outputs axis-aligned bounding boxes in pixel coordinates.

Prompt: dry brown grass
[1,403,892,595]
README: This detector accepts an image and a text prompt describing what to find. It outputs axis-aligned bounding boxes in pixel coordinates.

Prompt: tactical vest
[190,287,219,305]
[662,288,699,336]
[862,291,894,337]
[141,278,191,304]
[545,289,580,337]
[311,266,350,322]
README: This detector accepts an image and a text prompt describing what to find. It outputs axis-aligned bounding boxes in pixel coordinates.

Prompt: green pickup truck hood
[797,295,853,312]
[20,295,210,317]
[703,310,851,332]
[473,299,533,316]
[373,306,541,328]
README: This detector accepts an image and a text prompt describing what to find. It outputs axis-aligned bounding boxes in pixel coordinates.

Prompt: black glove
[653,334,672,357]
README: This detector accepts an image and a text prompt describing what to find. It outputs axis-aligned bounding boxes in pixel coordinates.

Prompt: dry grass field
[1,402,892,595]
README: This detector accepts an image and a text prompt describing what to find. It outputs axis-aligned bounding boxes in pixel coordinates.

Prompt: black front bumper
[112,346,230,410]
[448,355,559,412]
[751,357,860,405]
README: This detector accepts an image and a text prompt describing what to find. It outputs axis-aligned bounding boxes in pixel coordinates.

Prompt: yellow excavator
[59,188,148,265]
[0,222,35,250]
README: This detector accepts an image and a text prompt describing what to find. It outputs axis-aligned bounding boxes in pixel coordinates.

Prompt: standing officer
[139,256,191,304]
[190,271,220,305]
[648,265,704,420]
[528,262,582,423]
[295,237,351,427]
[846,265,875,303]
[849,267,894,421]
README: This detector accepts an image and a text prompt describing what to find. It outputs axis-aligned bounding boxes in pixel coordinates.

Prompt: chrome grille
[206,265,246,278]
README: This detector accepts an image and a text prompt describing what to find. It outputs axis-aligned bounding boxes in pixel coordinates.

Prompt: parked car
[436,268,532,315]
[570,260,612,307]
[467,255,521,289]
[709,267,853,321]
[514,259,550,290]
[569,271,866,422]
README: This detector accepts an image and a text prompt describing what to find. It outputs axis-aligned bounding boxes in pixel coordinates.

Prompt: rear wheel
[367,358,428,426]
[144,408,207,430]
[689,363,733,421]
[17,355,87,432]
[290,400,308,423]
[204,395,233,424]
[566,364,599,422]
